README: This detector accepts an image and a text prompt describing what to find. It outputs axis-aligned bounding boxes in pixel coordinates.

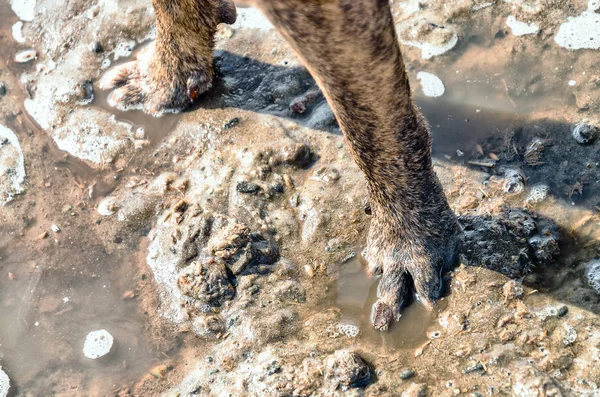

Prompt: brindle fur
[101,0,460,331]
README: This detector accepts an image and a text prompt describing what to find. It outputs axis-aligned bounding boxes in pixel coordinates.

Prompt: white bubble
[526,184,549,205]
[337,323,360,338]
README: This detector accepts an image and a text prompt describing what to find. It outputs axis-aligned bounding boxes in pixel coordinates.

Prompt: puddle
[0,230,162,394]
[333,252,442,350]
[0,4,164,394]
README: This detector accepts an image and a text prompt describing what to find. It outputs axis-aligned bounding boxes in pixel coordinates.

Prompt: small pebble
[557,305,569,317]
[224,117,240,129]
[399,368,415,380]
[89,40,104,53]
[572,123,598,145]
[51,224,61,233]
[97,197,119,216]
[15,49,36,63]
[462,362,484,374]
[236,181,260,194]
[266,361,282,375]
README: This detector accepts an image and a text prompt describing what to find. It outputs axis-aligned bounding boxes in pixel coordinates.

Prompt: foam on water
[83,330,114,359]
[0,124,26,206]
[10,0,35,21]
[417,71,445,97]
[506,15,539,36]
[0,368,9,397]
[554,1,600,50]
[402,32,459,60]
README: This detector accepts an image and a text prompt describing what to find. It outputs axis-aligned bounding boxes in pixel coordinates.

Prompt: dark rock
[224,117,240,129]
[399,369,415,380]
[236,181,261,194]
[266,361,282,375]
[572,123,598,145]
[462,362,485,374]
[557,305,569,317]
[0,82,6,96]
[89,41,104,53]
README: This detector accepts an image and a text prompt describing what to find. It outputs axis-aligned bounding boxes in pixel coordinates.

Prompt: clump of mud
[459,209,560,278]
[323,350,373,391]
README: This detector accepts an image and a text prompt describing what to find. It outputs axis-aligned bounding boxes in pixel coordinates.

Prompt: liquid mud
[333,253,442,351]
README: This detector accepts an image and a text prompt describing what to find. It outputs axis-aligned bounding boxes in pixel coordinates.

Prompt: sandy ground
[0,0,599,396]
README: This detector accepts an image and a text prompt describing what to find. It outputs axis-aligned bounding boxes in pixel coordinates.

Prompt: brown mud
[0,0,599,396]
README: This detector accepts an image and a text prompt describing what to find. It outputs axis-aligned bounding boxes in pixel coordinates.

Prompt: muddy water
[0,232,159,394]
[334,253,440,350]
[0,4,163,395]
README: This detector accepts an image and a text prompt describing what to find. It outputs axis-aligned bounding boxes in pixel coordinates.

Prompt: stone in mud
[0,368,9,397]
[0,124,26,206]
[236,181,261,194]
[12,21,26,44]
[323,350,372,391]
[459,210,559,278]
[192,315,226,337]
[511,361,565,396]
[305,101,337,130]
[83,329,114,359]
[97,197,119,216]
[399,368,415,380]
[571,123,598,145]
[528,234,560,264]
[88,41,104,53]
[177,259,235,307]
